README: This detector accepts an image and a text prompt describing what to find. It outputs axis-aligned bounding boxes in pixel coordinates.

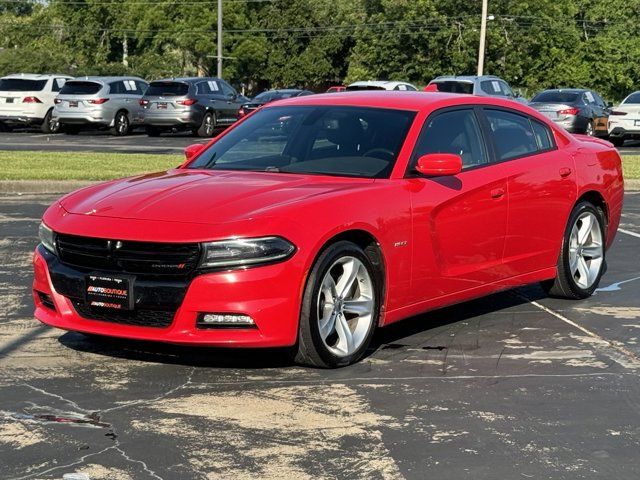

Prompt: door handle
[559,167,572,178]
[491,188,505,199]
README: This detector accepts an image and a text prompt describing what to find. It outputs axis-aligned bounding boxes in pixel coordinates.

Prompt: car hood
[59,169,374,224]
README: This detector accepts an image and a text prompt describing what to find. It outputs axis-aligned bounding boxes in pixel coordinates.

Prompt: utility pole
[477,0,488,76]
[217,0,223,78]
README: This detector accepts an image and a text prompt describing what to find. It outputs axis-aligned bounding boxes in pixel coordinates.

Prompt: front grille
[72,301,175,328]
[56,234,201,276]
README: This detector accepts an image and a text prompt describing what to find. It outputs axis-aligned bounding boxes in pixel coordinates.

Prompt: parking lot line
[518,293,640,369]
[619,228,640,239]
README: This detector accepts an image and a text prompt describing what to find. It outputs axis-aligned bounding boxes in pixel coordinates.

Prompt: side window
[136,81,148,95]
[52,78,67,92]
[196,82,212,95]
[207,80,221,95]
[394,84,408,91]
[500,81,514,97]
[484,109,539,161]
[122,79,138,94]
[531,120,554,151]
[413,109,488,168]
[480,80,502,96]
[592,91,605,108]
[405,84,417,91]
[220,81,236,97]
[109,81,124,94]
[584,91,595,105]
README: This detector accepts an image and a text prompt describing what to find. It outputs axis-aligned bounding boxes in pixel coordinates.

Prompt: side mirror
[415,153,462,177]
[184,143,205,161]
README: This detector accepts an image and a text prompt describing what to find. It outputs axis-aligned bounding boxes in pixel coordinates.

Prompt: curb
[1,179,640,195]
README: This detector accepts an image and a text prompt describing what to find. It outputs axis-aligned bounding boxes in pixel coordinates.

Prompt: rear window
[345,85,385,91]
[60,81,102,95]
[432,81,474,94]
[531,91,579,103]
[255,91,299,102]
[0,78,47,92]
[146,82,189,96]
[623,92,640,104]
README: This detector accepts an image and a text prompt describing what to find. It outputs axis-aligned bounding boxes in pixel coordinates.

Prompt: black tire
[541,201,606,299]
[585,120,595,136]
[111,110,130,136]
[0,122,14,132]
[196,111,215,137]
[40,109,59,134]
[63,125,81,135]
[293,241,381,368]
[610,137,625,147]
[145,126,162,137]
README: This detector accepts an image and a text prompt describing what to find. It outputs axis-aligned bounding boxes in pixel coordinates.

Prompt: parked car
[607,91,640,147]
[139,77,247,137]
[528,89,611,137]
[425,75,527,104]
[0,74,72,133]
[54,76,148,136]
[239,89,314,118]
[33,93,623,367]
[346,80,418,91]
[326,86,346,93]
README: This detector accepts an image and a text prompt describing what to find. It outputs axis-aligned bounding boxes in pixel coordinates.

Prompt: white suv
[0,74,72,133]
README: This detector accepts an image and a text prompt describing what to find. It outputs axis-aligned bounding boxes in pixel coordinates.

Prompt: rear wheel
[145,126,162,137]
[40,109,59,134]
[111,110,130,136]
[293,241,380,368]
[541,201,606,299]
[196,112,215,137]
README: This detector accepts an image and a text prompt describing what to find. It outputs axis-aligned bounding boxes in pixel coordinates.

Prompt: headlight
[38,222,56,253]
[200,236,295,269]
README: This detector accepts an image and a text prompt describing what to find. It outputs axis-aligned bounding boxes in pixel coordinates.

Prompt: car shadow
[57,285,548,370]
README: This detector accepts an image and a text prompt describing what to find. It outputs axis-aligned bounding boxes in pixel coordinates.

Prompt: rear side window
[196,82,212,95]
[109,81,124,94]
[0,78,47,91]
[433,81,473,94]
[146,82,189,96]
[52,78,67,92]
[531,120,554,150]
[480,80,504,96]
[484,109,540,160]
[60,81,102,95]
[413,109,488,168]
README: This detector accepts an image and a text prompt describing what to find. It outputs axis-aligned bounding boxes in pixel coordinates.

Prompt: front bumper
[32,245,302,347]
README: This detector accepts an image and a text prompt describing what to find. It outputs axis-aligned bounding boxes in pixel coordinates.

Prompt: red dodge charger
[33,92,624,367]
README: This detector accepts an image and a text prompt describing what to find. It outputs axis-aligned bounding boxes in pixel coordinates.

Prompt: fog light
[198,313,255,328]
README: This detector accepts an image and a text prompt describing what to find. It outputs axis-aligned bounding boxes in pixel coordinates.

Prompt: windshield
[0,78,47,92]
[433,81,474,94]
[531,91,579,103]
[254,91,298,102]
[146,82,189,96]
[623,92,640,104]
[188,106,416,178]
[60,81,102,95]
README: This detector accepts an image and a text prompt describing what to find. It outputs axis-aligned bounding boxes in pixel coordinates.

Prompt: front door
[408,107,508,302]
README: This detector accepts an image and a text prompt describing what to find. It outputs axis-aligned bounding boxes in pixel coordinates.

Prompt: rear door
[481,107,577,277]
[408,107,509,301]
[219,80,243,120]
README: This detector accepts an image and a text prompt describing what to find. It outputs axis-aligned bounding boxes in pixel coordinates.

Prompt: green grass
[0,150,183,181]
[0,150,639,181]
[623,155,640,180]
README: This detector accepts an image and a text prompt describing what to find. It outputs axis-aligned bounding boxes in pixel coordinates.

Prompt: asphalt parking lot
[0,129,638,156]
[0,191,639,479]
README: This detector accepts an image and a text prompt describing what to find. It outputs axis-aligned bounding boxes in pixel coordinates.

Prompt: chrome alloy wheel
[204,114,214,135]
[316,256,375,357]
[568,211,603,289]
[116,112,129,134]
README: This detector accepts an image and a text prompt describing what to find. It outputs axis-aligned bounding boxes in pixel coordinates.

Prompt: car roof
[258,89,304,94]
[348,80,414,89]
[69,76,146,83]
[535,88,588,94]
[151,77,223,84]
[266,90,529,113]
[432,75,501,83]
[2,73,72,80]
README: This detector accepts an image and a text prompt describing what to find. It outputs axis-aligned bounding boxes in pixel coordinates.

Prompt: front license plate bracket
[85,274,135,310]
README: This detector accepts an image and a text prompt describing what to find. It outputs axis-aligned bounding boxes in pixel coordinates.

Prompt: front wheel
[294,241,380,368]
[585,120,595,136]
[542,201,606,299]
